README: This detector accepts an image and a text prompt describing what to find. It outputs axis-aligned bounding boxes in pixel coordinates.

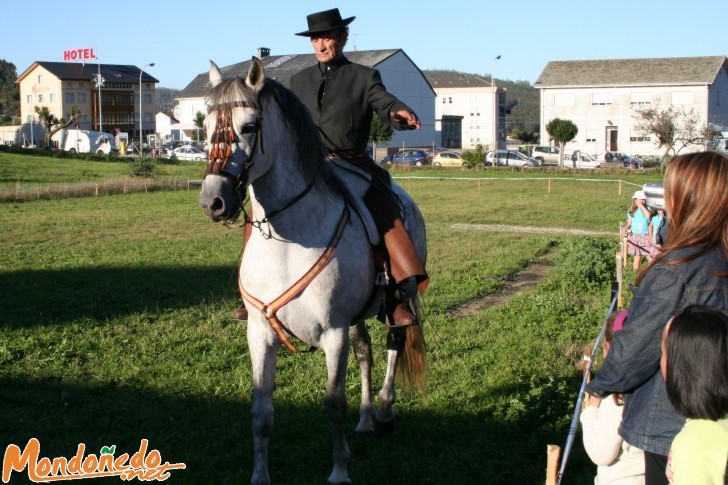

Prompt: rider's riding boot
[383,219,428,327]
[233,211,253,321]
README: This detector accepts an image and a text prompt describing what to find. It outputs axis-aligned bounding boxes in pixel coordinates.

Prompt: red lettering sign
[62,48,97,61]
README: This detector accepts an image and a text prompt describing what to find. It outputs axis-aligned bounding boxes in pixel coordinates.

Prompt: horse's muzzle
[199,175,240,222]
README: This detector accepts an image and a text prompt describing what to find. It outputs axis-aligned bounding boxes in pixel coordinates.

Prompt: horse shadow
[0,376,595,484]
[0,265,238,329]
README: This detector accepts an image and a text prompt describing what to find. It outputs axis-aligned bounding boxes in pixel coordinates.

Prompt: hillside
[156,87,180,117]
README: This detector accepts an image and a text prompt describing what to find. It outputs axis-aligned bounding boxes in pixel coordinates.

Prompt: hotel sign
[63,48,97,61]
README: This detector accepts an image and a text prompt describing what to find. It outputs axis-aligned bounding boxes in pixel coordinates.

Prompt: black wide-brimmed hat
[295,8,355,37]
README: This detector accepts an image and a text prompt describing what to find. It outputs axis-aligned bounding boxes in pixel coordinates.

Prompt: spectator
[586,151,728,485]
[581,310,645,484]
[661,305,728,484]
[621,190,653,271]
[649,209,667,258]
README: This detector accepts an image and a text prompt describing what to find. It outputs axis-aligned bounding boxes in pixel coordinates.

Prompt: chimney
[257,47,270,59]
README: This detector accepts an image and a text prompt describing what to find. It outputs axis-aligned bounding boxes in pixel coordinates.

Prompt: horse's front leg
[321,328,352,485]
[248,322,279,485]
[349,321,374,436]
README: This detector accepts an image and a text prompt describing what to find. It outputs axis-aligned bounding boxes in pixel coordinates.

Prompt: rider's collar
[318,56,350,75]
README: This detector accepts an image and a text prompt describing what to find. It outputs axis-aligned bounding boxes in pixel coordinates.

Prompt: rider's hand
[391,109,421,130]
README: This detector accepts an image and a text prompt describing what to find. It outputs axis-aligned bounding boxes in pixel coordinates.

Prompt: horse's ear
[209,60,223,88]
[245,57,265,93]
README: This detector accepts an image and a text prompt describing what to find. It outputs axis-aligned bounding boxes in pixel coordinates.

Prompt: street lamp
[492,55,501,154]
[139,62,155,156]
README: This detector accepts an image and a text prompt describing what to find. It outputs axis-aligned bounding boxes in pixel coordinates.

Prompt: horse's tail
[397,294,428,395]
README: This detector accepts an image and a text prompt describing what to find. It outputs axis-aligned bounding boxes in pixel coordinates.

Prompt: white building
[534,56,728,157]
[425,71,505,150]
[175,49,436,153]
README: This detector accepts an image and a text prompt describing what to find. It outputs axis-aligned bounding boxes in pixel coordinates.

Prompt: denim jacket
[586,245,728,455]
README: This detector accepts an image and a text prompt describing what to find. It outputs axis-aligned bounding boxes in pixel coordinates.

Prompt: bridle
[204,100,263,193]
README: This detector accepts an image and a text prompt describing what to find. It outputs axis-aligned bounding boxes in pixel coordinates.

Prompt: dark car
[381,149,429,166]
[125,142,153,155]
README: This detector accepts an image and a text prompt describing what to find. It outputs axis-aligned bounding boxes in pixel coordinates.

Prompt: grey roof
[177,49,401,98]
[17,61,159,84]
[423,70,492,89]
[534,56,728,88]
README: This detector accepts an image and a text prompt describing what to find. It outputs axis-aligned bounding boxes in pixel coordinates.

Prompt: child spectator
[661,305,728,485]
[649,209,667,258]
[581,310,645,484]
[621,190,653,271]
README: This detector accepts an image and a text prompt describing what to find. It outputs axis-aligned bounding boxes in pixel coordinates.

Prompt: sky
[4,0,726,90]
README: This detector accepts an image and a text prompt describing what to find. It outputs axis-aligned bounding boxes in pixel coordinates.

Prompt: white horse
[199,58,427,485]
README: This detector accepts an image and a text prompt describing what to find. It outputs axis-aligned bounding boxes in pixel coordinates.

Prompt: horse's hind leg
[248,325,278,485]
[349,321,375,436]
[376,328,405,425]
[322,328,352,485]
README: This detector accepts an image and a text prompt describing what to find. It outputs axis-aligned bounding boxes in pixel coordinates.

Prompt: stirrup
[385,276,421,328]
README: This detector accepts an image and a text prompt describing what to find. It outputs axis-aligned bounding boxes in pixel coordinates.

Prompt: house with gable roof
[424,70,506,150]
[16,61,159,148]
[175,49,436,156]
[534,56,728,157]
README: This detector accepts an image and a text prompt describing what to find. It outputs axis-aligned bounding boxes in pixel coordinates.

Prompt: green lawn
[0,153,662,484]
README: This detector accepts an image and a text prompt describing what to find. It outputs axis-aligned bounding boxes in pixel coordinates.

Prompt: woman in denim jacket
[586,151,728,485]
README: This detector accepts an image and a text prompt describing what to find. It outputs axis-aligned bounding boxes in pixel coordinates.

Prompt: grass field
[0,152,662,484]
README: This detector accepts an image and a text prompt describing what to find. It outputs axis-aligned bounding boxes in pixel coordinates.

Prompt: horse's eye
[241,123,256,134]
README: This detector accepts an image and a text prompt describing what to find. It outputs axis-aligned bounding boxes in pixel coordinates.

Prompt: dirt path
[446,223,614,317]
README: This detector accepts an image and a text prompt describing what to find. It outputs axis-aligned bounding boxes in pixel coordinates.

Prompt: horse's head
[199,58,266,222]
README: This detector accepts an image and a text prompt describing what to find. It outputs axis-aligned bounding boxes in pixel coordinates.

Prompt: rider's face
[310,30,345,64]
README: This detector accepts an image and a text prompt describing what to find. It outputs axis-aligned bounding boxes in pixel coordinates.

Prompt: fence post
[95,184,99,197]
[616,252,623,309]
[619,179,622,196]
[548,177,552,193]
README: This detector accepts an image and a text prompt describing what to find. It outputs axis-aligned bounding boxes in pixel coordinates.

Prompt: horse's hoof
[373,416,395,437]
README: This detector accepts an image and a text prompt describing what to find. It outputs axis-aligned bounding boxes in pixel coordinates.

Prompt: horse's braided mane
[208,76,338,194]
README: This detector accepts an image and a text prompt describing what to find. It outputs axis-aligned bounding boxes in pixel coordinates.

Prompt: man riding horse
[235,7,428,328]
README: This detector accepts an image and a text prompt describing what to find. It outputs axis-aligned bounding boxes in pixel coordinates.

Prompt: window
[37,75,43,83]
[66,93,75,103]
[78,93,87,103]
[592,93,613,105]
[50,93,55,103]
[586,130,596,143]
[38,94,43,103]
[143,94,152,104]
[630,136,651,142]
[554,93,574,107]
[442,97,446,104]
[78,82,84,88]
[448,97,452,104]
[27,95,33,104]
[630,92,652,106]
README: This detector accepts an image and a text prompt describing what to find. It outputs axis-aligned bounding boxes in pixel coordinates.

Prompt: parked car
[425,146,448,161]
[431,151,463,167]
[381,149,429,166]
[484,149,539,168]
[564,150,601,169]
[596,151,643,169]
[125,142,153,156]
[168,146,207,161]
[531,145,561,165]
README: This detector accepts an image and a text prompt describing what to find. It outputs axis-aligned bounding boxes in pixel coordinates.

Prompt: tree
[34,105,85,149]
[509,127,539,144]
[193,111,206,142]
[0,60,20,124]
[545,118,578,168]
[634,105,713,171]
[368,115,393,161]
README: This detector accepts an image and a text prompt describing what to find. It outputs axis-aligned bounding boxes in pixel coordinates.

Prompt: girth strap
[239,207,350,352]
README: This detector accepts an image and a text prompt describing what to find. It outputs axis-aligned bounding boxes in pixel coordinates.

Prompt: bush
[552,236,618,291]
[130,158,156,178]
[461,144,487,168]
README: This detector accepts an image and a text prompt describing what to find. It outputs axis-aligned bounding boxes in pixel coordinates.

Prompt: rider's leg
[233,211,253,320]
[363,187,428,327]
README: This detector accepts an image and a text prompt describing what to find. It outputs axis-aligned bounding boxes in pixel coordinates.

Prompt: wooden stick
[546,444,561,485]
[616,252,623,309]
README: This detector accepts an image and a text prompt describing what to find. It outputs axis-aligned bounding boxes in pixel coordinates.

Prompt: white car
[168,146,207,161]
[485,149,539,168]
[564,150,601,169]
